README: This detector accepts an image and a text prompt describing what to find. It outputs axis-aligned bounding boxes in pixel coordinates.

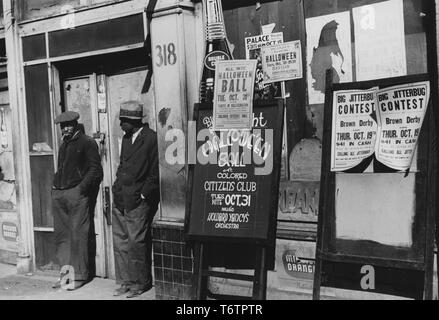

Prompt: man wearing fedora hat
[112,101,160,298]
[52,111,103,290]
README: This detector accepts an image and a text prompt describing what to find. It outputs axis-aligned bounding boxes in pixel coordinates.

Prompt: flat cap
[119,100,143,120]
[55,111,80,124]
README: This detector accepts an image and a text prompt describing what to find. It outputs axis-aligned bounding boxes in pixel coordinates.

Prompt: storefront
[150,0,438,300]
[0,0,437,300]
[1,0,159,278]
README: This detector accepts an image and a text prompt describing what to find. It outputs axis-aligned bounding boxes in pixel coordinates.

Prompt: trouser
[112,200,157,290]
[52,184,97,281]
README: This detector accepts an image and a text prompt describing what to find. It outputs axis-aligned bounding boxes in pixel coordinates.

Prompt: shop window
[22,34,47,62]
[223,0,431,239]
[24,63,55,230]
[304,0,427,138]
[30,156,54,228]
[24,64,53,151]
[24,64,57,268]
[48,14,144,58]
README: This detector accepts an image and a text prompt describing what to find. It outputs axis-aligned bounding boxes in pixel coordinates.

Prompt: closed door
[106,68,156,180]
[56,67,155,280]
[62,75,108,278]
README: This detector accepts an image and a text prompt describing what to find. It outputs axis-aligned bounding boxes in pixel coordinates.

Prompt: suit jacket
[112,124,160,212]
[53,130,103,193]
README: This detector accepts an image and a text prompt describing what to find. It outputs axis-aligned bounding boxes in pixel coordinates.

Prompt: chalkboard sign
[185,100,284,246]
[313,71,437,300]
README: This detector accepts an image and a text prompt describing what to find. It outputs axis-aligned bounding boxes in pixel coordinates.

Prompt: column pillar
[3,0,35,273]
[148,0,204,299]
[149,0,203,222]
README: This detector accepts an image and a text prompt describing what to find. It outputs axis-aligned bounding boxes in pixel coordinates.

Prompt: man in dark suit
[52,111,103,290]
[112,101,160,298]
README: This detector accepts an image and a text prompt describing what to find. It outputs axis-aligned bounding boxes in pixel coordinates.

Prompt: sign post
[185,99,284,299]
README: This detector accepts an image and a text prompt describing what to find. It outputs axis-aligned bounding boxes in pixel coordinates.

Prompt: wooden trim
[203,270,255,282]
[29,152,54,157]
[313,69,334,300]
[422,0,438,300]
[22,43,145,66]
[108,65,148,77]
[142,10,148,40]
[33,227,54,233]
[47,62,58,173]
[317,251,426,271]
[4,0,36,272]
[45,32,49,60]
[50,64,61,167]
[18,0,147,36]
[149,2,195,17]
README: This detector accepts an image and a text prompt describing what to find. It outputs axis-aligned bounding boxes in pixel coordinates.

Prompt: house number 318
[155,43,177,67]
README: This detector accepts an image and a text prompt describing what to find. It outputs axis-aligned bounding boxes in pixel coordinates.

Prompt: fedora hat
[119,101,143,120]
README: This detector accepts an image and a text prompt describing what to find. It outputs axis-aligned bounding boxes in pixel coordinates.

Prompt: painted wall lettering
[156,43,177,67]
[278,181,319,222]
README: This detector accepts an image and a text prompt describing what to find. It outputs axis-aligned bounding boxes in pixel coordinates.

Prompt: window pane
[48,14,144,58]
[24,64,53,151]
[22,34,47,62]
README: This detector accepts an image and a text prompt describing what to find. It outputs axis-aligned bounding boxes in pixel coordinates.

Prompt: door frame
[53,72,110,278]
[47,47,153,279]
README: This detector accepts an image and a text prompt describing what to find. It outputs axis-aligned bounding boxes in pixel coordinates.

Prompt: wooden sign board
[313,72,436,300]
[185,100,284,247]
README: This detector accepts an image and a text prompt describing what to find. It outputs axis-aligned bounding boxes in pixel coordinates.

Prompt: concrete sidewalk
[0,263,155,300]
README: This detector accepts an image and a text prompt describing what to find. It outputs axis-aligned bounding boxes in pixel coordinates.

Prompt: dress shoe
[67,280,87,291]
[126,283,153,299]
[126,290,145,299]
[52,280,62,289]
[113,285,130,297]
[52,273,70,289]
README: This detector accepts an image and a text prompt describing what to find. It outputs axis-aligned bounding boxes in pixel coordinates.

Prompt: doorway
[49,49,155,279]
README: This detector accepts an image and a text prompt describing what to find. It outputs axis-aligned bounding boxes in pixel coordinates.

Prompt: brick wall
[152,222,195,300]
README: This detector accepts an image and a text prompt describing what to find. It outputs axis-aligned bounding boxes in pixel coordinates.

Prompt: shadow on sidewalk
[0,264,155,300]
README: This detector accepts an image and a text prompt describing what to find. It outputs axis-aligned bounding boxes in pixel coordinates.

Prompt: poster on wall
[261,41,303,84]
[275,239,316,293]
[213,60,257,131]
[245,32,284,60]
[245,32,284,100]
[353,0,407,81]
[306,12,353,105]
[0,212,18,253]
[330,81,430,172]
[331,88,378,171]
[278,181,320,223]
[375,81,430,171]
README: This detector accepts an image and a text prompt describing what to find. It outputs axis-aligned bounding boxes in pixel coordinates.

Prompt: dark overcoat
[112,124,160,212]
[53,130,103,192]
